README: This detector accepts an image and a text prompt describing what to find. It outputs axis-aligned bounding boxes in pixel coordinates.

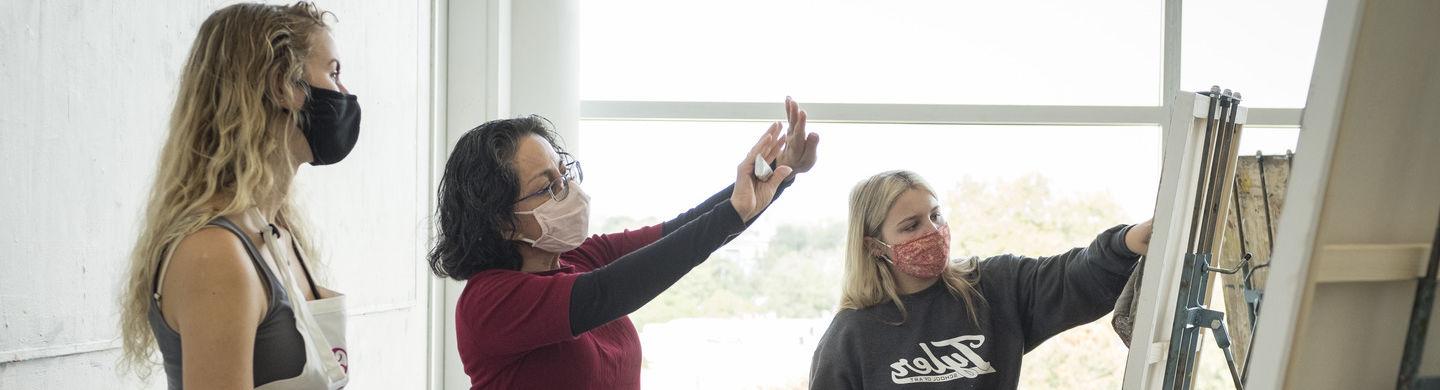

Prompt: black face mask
[299,85,362,165]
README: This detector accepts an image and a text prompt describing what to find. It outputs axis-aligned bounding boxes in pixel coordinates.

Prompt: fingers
[770,165,794,183]
[804,132,820,162]
[762,121,783,162]
[782,98,808,163]
[739,122,784,192]
[765,126,786,163]
[786,96,797,125]
[795,107,807,135]
[785,97,804,127]
[742,122,783,171]
[784,97,806,140]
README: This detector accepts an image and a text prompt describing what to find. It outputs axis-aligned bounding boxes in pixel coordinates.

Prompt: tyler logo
[889,335,996,384]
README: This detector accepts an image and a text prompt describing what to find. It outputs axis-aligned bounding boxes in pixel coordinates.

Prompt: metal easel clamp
[1186,307,1229,346]
[1207,253,1252,275]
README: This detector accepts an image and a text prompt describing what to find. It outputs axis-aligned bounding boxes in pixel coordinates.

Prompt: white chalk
[753,155,773,181]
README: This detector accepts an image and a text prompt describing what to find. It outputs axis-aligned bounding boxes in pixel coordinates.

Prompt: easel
[1122,87,1249,390]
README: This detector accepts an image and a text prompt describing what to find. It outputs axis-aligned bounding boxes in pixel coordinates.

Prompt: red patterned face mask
[878,225,951,279]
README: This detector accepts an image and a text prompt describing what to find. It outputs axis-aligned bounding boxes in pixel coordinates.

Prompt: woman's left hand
[1125,219,1155,255]
[776,97,819,174]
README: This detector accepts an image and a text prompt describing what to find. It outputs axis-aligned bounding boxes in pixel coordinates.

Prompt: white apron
[255,210,350,390]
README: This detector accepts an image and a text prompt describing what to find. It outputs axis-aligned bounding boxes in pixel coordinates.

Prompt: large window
[582,0,1162,105]
[1181,0,1327,108]
[580,1,1321,388]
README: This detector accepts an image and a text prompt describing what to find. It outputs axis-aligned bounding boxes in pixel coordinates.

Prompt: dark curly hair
[429,115,565,280]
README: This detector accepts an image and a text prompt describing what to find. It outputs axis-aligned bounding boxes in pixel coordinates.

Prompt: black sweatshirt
[568,180,792,335]
[808,224,1140,389]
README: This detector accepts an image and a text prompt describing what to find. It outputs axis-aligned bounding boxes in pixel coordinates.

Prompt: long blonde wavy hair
[841,170,985,326]
[118,2,332,378]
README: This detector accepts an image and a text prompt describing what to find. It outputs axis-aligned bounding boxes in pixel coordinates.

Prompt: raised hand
[731,122,794,223]
[776,96,819,174]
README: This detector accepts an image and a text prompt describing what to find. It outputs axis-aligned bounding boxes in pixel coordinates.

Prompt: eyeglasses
[516,153,583,204]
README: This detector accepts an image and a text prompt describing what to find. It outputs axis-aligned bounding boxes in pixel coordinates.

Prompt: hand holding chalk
[731,122,793,222]
[753,154,773,181]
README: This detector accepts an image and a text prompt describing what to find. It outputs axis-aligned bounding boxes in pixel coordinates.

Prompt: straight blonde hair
[840,170,984,326]
[118,2,332,379]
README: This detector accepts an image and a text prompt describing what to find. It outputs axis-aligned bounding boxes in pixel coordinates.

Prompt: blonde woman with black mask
[118,3,359,389]
[809,170,1153,389]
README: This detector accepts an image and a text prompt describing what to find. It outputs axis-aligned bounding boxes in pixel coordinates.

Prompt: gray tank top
[147,217,320,389]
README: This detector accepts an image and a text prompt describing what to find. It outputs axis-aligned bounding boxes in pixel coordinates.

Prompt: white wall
[0,1,435,389]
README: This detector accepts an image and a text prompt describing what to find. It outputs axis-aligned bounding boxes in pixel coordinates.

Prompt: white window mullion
[1163,0,1183,107]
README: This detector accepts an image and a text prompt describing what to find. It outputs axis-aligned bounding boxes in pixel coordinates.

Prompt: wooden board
[1213,154,1293,373]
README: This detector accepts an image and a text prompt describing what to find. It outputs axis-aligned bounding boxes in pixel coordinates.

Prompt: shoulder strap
[290,240,324,299]
[152,218,277,301]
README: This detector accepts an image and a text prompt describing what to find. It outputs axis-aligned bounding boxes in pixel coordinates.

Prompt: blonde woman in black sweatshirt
[808,170,1152,389]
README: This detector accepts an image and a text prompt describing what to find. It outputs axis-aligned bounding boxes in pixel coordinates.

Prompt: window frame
[578,0,1305,130]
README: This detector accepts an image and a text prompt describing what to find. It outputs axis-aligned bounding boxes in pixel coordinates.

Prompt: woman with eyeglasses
[429,98,819,389]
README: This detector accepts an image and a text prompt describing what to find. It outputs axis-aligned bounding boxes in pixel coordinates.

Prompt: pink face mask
[515,180,591,253]
[877,225,952,279]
